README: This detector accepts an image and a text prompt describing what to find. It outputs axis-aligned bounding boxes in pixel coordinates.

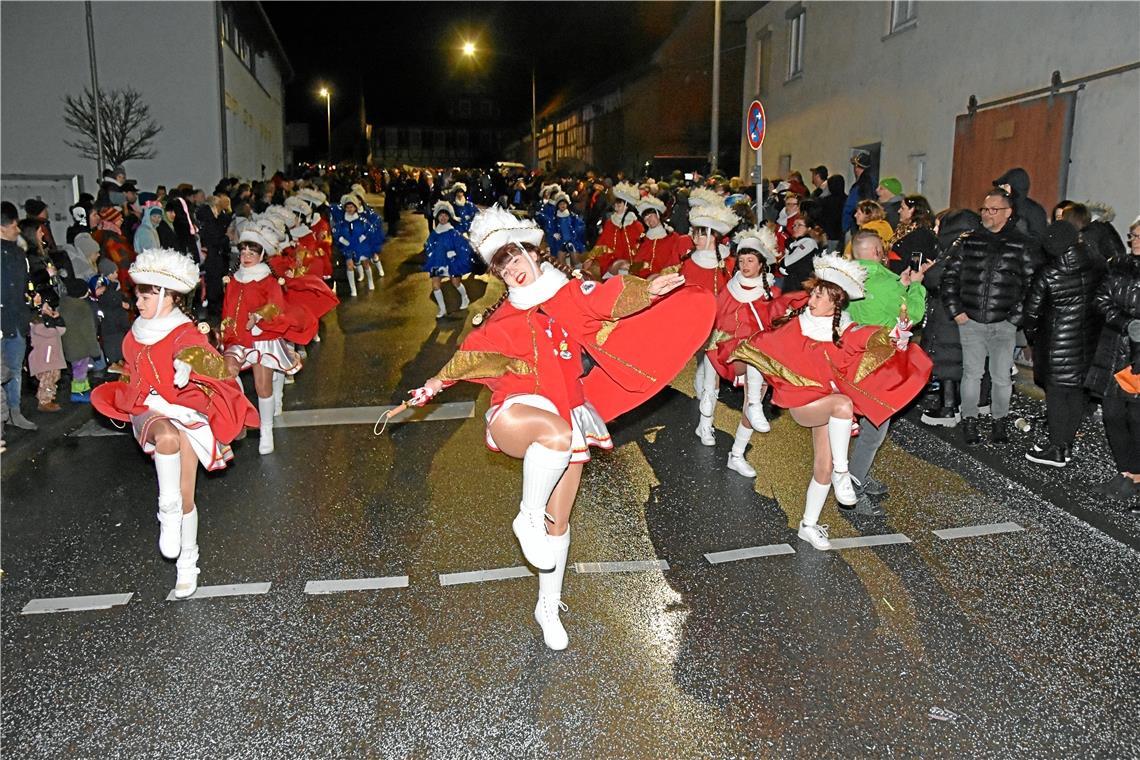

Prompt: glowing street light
[318,86,331,164]
[462,40,476,57]
[459,43,537,171]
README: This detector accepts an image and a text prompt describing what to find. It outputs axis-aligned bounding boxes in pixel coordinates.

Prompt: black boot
[962,416,981,445]
[991,416,1010,444]
[921,379,960,427]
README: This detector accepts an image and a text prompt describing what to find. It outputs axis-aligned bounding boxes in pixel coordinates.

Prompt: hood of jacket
[826,174,846,196]
[994,167,1030,197]
[937,209,982,250]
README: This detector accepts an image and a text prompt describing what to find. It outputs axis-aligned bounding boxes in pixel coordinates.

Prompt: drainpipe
[215,1,229,176]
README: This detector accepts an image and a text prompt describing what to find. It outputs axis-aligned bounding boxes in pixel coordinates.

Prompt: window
[889,0,917,32]
[786,6,805,79]
[753,29,772,97]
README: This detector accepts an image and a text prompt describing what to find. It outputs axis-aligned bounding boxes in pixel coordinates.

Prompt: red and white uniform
[309,215,335,277]
[593,211,644,274]
[91,313,258,470]
[220,263,316,374]
[632,227,692,279]
[680,247,734,297]
[706,273,804,383]
[435,266,715,461]
[267,245,340,323]
[731,310,932,426]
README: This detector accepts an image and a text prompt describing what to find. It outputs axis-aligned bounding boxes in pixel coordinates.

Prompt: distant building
[739,1,1139,236]
[1,0,290,218]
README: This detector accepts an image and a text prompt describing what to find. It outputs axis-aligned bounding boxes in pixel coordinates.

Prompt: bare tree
[63,87,163,167]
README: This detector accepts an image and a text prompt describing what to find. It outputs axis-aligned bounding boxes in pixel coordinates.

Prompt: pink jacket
[28,322,67,375]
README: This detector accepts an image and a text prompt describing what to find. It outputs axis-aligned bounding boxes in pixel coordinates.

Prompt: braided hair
[736,248,774,300]
[472,240,575,327]
[770,276,848,345]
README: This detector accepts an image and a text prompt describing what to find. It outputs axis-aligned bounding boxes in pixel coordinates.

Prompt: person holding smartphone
[889,195,939,275]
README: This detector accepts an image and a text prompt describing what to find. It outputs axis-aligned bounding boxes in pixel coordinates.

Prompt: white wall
[223,45,285,182]
[740,1,1140,238]
[1,1,222,197]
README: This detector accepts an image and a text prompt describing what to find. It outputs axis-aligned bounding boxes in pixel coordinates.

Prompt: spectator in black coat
[994,167,1047,242]
[1084,217,1140,502]
[1058,202,1127,265]
[817,175,846,251]
[1021,221,1106,466]
[889,195,938,275]
[2,201,39,430]
[196,194,232,317]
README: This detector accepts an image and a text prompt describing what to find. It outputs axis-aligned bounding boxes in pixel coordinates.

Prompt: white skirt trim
[485,393,612,464]
[224,339,302,375]
[131,392,234,471]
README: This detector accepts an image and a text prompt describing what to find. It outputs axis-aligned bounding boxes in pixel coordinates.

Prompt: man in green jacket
[844,229,929,514]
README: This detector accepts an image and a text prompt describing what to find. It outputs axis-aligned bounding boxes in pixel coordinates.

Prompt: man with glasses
[942,189,1034,445]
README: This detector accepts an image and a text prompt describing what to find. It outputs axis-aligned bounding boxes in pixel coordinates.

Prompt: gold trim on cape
[176,346,235,380]
[437,350,534,382]
[853,327,894,383]
[730,342,823,388]
[610,276,653,319]
[595,320,619,346]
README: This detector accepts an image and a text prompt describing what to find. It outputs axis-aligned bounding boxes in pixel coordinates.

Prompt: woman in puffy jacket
[1021,221,1105,467]
[1084,216,1140,502]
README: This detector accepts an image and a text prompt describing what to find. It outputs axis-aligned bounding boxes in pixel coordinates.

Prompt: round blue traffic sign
[747,99,766,151]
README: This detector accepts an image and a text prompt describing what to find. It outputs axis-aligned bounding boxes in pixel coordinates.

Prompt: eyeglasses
[979,206,1011,215]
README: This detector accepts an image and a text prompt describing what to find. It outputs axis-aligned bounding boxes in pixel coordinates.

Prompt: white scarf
[645,225,669,240]
[292,223,312,239]
[610,210,636,228]
[131,307,192,346]
[434,222,453,233]
[345,212,359,222]
[556,209,570,218]
[690,248,721,269]
[234,262,271,283]
[727,272,774,304]
[799,310,852,342]
[507,262,569,309]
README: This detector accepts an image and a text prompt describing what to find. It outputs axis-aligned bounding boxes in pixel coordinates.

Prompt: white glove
[338,237,350,246]
[892,329,913,351]
[359,234,368,242]
[407,385,437,407]
[553,233,561,240]
[173,359,192,388]
[446,250,457,259]
[251,324,263,337]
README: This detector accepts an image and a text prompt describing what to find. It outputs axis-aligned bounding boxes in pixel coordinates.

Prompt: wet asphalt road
[2,209,1139,759]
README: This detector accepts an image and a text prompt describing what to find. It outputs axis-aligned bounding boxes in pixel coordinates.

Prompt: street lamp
[461,41,537,172]
[319,86,331,165]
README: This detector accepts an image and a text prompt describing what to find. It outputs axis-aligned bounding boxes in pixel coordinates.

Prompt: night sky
[266,1,688,143]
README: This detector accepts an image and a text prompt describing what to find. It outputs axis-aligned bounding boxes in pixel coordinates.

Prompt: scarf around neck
[434,222,453,234]
[131,307,192,346]
[690,248,721,269]
[798,310,852,342]
[727,271,773,303]
[234,262,271,283]
[507,262,570,310]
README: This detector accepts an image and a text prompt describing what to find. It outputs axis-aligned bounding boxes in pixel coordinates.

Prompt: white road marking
[21,593,133,615]
[275,401,474,428]
[933,522,1025,541]
[704,543,796,565]
[304,576,409,594]
[166,582,271,602]
[439,566,533,587]
[828,533,913,550]
[70,420,128,437]
[573,559,670,574]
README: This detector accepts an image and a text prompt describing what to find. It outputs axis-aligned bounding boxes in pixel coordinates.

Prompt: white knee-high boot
[727,423,756,477]
[797,479,833,550]
[355,262,365,281]
[365,264,375,291]
[154,452,182,559]
[827,416,856,505]
[693,356,706,397]
[432,289,447,318]
[347,266,358,297]
[456,282,470,309]
[258,397,275,455]
[375,258,385,277]
[744,366,770,433]
[272,371,285,417]
[535,528,571,650]
[698,356,719,416]
[513,442,571,571]
[174,507,200,598]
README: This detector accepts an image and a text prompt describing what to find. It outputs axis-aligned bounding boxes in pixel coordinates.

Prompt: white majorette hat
[339,194,361,209]
[351,183,367,197]
[267,205,297,224]
[297,188,326,206]
[553,191,571,206]
[450,182,467,195]
[540,183,561,198]
[813,252,868,299]
[733,226,779,265]
[688,203,739,234]
[468,204,545,264]
[129,248,200,293]
[636,195,666,216]
[432,200,456,220]
[285,196,311,215]
[239,225,278,256]
[612,181,640,206]
[688,186,723,209]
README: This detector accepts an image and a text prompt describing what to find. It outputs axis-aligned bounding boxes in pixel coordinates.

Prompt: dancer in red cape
[630,195,692,279]
[586,181,644,280]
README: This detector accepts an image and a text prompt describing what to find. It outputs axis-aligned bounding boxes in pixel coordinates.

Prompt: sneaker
[1025,443,1066,467]
[173,547,200,599]
[991,416,1010,444]
[860,475,889,497]
[920,406,960,427]
[744,404,770,433]
[512,508,555,571]
[831,469,857,506]
[106,361,126,375]
[37,401,61,413]
[962,417,981,445]
[1105,475,1139,502]
[70,392,91,404]
[726,452,756,478]
[840,493,886,517]
[534,595,569,650]
[797,522,831,550]
[695,420,715,447]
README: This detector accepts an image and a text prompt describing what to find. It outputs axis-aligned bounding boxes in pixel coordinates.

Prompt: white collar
[645,225,669,240]
[234,262,271,283]
[345,212,359,222]
[798,310,852,342]
[434,222,453,233]
[690,248,721,269]
[131,308,192,346]
[556,209,570,218]
[727,271,773,303]
[610,210,636,228]
[292,223,312,238]
[507,262,569,309]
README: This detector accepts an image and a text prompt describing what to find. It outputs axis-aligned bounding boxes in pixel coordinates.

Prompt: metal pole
[325,94,332,164]
[531,67,538,172]
[84,1,105,178]
[754,146,763,222]
[710,0,721,174]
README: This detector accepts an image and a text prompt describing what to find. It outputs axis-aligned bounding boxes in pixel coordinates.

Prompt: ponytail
[831,309,845,347]
[771,303,808,329]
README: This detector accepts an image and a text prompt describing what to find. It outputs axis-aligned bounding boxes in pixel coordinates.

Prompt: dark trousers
[1045,384,1087,447]
[1103,394,1140,473]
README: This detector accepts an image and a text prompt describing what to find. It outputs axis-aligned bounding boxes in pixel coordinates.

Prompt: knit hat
[813,252,867,299]
[732,226,779,265]
[86,274,111,294]
[468,204,544,264]
[74,232,100,260]
[878,177,903,197]
[129,248,200,293]
[636,195,666,217]
[688,203,738,234]
[1043,220,1079,256]
[612,181,640,206]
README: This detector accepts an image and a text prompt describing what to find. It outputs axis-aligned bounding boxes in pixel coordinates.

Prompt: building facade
[739,1,1139,237]
[1,0,289,214]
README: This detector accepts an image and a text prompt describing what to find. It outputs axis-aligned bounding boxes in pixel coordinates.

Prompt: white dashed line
[573,559,670,574]
[21,593,134,615]
[827,533,913,550]
[704,543,796,565]
[439,566,534,587]
[166,582,271,602]
[933,522,1025,540]
[275,401,475,428]
[304,576,409,594]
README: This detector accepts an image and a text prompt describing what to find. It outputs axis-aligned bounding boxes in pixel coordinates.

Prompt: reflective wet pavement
[3,211,1138,758]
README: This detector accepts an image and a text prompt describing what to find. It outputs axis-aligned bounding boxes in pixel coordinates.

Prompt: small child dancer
[421,200,474,318]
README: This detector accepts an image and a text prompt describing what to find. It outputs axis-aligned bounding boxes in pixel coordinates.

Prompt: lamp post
[319,87,331,165]
[462,41,538,172]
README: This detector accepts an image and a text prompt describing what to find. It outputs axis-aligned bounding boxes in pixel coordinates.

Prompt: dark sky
[265,1,688,143]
